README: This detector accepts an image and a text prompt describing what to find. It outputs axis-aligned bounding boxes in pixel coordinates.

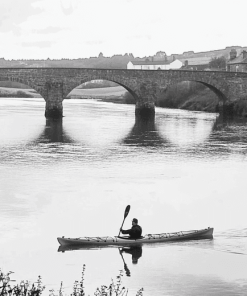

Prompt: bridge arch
[64,76,139,101]
[164,77,228,102]
[196,81,227,101]
[0,77,45,99]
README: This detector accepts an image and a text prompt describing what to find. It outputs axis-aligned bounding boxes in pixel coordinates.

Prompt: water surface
[0,97,246,295]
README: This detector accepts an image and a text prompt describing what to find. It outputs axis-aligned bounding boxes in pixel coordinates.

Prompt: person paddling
[120,218,142,239]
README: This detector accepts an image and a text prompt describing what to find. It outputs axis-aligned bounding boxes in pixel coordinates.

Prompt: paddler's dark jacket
[121,225,142,239]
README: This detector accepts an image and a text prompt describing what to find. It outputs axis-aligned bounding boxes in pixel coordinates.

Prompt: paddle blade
[124,205,131,219]
[118,205,131,236]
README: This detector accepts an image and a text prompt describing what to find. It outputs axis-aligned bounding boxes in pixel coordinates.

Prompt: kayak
[57,227,213,247]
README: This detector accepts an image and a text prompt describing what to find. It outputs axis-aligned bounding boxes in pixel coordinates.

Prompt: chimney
[242,50,247,59]
[229,49,237,60]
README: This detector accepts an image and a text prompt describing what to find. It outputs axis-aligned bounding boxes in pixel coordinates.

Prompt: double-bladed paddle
[118,205,131,236]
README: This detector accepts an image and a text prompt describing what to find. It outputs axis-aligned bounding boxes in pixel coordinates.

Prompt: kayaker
[120,218,142,239]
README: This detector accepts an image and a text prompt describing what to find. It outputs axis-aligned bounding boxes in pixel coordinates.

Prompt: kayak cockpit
[117,236,144,240]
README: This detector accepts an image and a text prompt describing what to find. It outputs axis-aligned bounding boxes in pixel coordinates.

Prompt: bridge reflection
[32,116,168,147]
[32,118,75,144]
[28,112,247,153]
[122,117,166,147]
[210,114,247,146]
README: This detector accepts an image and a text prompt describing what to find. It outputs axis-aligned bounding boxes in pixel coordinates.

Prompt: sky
[0,0,246,60]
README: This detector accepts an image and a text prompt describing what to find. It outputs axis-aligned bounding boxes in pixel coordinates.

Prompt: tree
[209,56,226,70]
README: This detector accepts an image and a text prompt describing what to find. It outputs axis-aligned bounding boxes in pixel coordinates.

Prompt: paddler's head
[132,218,138,225]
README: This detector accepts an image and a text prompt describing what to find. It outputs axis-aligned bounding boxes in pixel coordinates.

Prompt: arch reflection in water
[0,98,45,146]
[122,117,166,147]
[33,118,75,144]
[63,99,134,147]
[156,108,217,147]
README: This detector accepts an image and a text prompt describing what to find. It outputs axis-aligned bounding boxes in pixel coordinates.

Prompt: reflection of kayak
[57,227,213,247]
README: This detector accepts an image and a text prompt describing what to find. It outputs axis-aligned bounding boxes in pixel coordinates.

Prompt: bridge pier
[216,101,234,117]
[135,82,156,120]
[44,81,64,119]
[216,99,247,118]
[135,102,155,120]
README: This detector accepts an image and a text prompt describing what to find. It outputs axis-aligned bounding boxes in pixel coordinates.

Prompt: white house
[127,59,183,70]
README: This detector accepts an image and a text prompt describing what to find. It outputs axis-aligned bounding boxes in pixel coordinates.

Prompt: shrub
[0,269,45,296]
[0,266,143,296]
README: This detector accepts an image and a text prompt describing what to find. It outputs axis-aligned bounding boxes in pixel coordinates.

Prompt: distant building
[180,57,212,70]
[182,51,195,56]
[127,58,183,70]
[153,51,167,60]
[0,58,8,66]
[227,50,247,72]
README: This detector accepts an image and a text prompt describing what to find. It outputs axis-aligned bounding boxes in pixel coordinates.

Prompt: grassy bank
[0,87,41,98]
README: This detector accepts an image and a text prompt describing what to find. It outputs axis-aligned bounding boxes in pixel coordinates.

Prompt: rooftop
[129,60,172,65]
[228,52,247,65]
[179,57,211,65]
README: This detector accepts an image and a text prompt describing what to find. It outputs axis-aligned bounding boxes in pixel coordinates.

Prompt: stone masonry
[1,68,247,118]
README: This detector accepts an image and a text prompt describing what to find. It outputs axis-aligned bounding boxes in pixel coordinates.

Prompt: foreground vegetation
[0,266,143,296]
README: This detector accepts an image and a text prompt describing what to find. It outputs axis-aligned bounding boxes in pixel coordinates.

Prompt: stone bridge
[1,67,247,118]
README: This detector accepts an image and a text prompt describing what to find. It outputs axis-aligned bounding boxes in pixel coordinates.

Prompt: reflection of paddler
[120,246,142,264]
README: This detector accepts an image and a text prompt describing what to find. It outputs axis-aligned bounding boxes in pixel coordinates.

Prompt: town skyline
[1,45,246,61]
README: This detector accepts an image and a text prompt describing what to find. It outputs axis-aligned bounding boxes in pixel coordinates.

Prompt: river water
[0,97,246,296]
